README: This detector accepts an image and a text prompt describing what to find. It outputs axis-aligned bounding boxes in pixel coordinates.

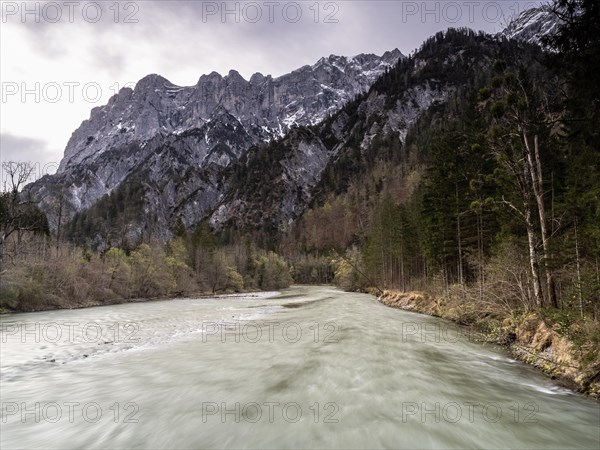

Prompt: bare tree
[0,162,48,269]
[483,63,561,309]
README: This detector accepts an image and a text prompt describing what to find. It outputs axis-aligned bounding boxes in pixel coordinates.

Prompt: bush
[129,244,176,298]
[226,267,245,292]
[257,252,292,290]
[333,249,368,291]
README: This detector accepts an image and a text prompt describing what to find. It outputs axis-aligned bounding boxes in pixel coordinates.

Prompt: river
[1,286,598,449]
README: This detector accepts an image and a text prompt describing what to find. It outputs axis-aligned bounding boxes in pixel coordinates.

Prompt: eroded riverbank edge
[373,289,600,398]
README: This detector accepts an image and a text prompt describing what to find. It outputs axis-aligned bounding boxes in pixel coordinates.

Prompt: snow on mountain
[28,49,404,240]
[500,5,562,46]
[58,50,404,173]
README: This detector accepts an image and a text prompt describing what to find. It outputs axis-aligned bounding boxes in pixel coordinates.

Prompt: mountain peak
[226,69,246,81]
[135,74,173,91]
[198,71,223,84]
[249,72,266,84]
[382,48,403,63]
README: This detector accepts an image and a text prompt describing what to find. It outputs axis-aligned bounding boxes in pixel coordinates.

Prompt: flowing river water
[1,286,598,449]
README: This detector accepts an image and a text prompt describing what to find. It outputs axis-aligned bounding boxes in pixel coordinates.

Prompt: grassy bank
[377,289,600,398]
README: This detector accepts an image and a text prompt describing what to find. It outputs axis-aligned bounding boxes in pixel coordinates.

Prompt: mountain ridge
[58,49,404,172]
[28,49,404,245]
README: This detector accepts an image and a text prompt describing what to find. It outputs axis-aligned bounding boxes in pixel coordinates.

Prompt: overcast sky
[1,0,545,179]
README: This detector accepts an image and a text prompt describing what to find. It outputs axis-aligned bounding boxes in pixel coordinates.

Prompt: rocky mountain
[58,50,403,174]
[28,50,403,244]
[500,5,562,46]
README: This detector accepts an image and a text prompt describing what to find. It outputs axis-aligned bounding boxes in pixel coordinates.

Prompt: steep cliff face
[209,82,449,232]
[58,50,403,173]
[28,50,403,242]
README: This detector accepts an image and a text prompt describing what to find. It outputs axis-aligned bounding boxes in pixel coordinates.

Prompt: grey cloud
[6,1,128,58]
[2,0,546,171]
[87,42,128,76]
[7,1,547,82]
[119,1,547,78]
[0,133,60,176]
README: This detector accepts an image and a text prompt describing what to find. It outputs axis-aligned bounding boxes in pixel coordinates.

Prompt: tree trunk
[522,153,544,309]
[525,133,558,308]
[456,184,464,286]
[55,199,63,257]
[525,208,543,309]
[574,219,584,318]
[400,237,406,292]
[477,208,484,302]
[0,234,5,269]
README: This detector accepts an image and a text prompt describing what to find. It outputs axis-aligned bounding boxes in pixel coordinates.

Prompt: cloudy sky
[1,0,545,179]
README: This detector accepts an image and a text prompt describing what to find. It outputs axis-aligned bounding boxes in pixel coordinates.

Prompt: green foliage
[290,254,337,284]
[173,218,187,238]
[491,76,504,89]
[363,197,420,290]
[493,60,507,74]
[479,88,492,101]
[257,252,293,290]
[129,244,176,297]
[490,101,505,118]
[105,247,132,297]
[544,0,600,101]
[226,267,245,292]
[334,248,368,291]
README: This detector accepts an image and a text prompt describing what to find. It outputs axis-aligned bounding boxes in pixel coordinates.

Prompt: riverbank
[0,288,273,315]
[376,289,600,398]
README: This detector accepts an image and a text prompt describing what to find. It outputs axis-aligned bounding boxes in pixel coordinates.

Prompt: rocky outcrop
[499,5,562,46]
